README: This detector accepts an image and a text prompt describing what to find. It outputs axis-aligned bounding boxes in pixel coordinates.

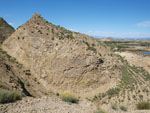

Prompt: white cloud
[137,21,150,27]
[69,28,79,32]
[8,22,14,26]
[86,31,150,38]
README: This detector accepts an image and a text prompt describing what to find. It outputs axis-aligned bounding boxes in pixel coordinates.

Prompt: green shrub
[56,93,59,96]
[94,109,107,113]
[87,46,97,53]
[92,43,95,46]
[66,34,74,39]
[132,95,137,100]
[111,104,118,110]
[139,95,143,100]
[136,101,150,110]
[121,65,137,85]
[0,89,23,104]
[83,41,97,53]
[61,92,79,104]
[107,88,120,97]
[120,105,127,111]
[25,70,31,76]
[51,28,54,33]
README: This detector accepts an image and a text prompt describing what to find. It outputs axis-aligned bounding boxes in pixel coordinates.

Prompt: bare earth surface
[116,51,150,73]
[0,97,96,113]
[1,97,150,113]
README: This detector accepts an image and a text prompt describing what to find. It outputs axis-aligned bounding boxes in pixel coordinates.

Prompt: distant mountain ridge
[0,18,15,43]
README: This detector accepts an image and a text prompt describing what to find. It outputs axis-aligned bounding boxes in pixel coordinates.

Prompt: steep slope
[0,18,48,98]
[0,47,49,97]
[2,14,122,97]
[0,18,15,43]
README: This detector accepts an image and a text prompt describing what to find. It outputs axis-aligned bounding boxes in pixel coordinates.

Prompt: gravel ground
[1,96,150,113]
[0,97,96,113]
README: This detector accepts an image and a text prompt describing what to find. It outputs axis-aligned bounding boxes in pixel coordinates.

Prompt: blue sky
[0,0,150,38]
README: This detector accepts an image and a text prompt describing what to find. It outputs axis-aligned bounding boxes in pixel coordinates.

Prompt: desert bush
[107,88,120,97]
[136,101,150,110]
[25,70,31,76]
[139,95,143,100]
[56,93,59,96]
[51,28,54,33]
[111,104,118,110]
[83,41,97,53]
[120,105,127,111]
[87,46,97,53]
[94,109,107,113]
[61,92,79,104]
[66,34,74,39]
[0,89,23,104]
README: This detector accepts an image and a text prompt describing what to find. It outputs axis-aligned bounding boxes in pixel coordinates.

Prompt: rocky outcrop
[2,14,122,97]
[0,47,49,97]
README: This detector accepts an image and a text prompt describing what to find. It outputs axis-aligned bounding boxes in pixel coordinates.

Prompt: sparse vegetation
[136,101,150,110]
[25,70,31,76]
[0,48,23,69]
[128,95,130,100]
[133,95,137,100]
[92,93,106,101]
[92,88,120,101]
[61,92,79,104]
[94,109,107,113]
[51,28,54,33]
[56,93,59,96]
[107,88,120,97]
[52,37,54,40]
[111,104,118,110]
[120,105,127,111]
[121,65,137,89]
[83,41,97,53]
[66,34,74,39]
[139,95,143,100]
[0,89,23,104]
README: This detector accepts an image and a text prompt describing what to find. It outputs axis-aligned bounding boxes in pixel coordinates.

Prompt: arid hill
[2,14,122,97]
[0,18,15,43]
[1,14,150,112]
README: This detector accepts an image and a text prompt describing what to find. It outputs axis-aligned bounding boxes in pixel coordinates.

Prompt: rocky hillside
[0,46,49,97]
[1,14,150,112]
[2,14,122,98]
[0,18,15,43]
[0,17,48,97]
